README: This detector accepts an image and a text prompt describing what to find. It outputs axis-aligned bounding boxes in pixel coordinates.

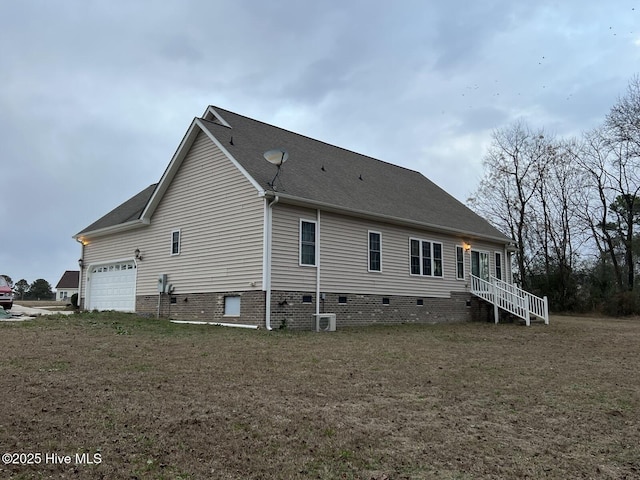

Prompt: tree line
[469,75,640,315]
[1,275,54,301]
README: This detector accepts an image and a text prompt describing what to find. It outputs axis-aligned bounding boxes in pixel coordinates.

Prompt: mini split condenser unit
[314,313,336,332]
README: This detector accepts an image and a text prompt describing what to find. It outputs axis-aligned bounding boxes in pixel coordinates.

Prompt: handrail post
[543,295,549,325]
[524,294,530,326]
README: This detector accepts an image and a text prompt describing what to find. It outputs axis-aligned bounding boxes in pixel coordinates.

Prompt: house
[74,106,545,329]
[55,270,79,302]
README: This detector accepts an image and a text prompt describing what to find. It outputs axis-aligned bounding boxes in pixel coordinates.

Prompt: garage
[87,261,137,312]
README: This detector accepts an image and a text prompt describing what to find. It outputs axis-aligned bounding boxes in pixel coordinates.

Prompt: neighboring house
[55,270,79,302]
[74,106,543,329]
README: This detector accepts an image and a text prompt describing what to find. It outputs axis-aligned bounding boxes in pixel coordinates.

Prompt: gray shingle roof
[77,107,509,242]
[56,270,79,289]
[201,107,509,241]
[76,183,157,236]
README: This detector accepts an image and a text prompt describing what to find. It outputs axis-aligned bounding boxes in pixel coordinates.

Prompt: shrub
[603,291,640,316]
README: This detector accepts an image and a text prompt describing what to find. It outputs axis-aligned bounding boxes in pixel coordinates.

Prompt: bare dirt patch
[0,313,639,479]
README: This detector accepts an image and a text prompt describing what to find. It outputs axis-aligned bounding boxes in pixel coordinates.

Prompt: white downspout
[316,209,321,316]
[264,195,279,330]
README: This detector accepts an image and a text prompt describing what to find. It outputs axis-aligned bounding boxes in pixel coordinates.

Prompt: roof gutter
[263,192,512,245]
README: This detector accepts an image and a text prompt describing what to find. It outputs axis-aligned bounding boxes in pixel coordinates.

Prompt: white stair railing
[470,275,549,326]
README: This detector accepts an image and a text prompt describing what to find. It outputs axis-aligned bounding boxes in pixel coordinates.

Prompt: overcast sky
[2,1,639,290]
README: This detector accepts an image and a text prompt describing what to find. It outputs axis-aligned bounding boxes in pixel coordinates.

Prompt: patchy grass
[0,313,639,479]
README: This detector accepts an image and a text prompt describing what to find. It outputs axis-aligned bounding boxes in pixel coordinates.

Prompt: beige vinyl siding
[270,206,508,298]
[271,204,318,292]
[81,129,265,297]
[138,130,264,295]
[319,212,459,297]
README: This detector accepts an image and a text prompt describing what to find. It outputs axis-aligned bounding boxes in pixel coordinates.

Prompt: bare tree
[603,76,640,290]
[573,128,624,288]
[530,138,587,304]
[469,121,552,289]
[607,74,640,157]
[470,75,640,311]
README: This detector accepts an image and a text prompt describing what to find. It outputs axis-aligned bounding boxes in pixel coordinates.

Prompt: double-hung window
[495,252,503,280]
[300,220,316,266]
[368,231,381,272]
[456,245,465,280]
[171,230,181,255]
[410,238,443,277]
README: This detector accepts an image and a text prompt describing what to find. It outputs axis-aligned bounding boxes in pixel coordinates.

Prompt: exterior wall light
[134,249,143,261]
[78,258,84,268]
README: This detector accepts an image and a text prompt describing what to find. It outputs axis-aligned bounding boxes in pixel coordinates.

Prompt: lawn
[0,313,638,479]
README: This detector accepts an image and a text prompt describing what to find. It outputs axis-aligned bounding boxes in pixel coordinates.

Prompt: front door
[471,251,489,281]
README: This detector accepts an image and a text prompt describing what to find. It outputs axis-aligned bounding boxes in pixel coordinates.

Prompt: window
[495,252,502,280]
[368,231,381,272]
[338,296,347,304]
[417,298,424,306]
[456,246,465,280]
[410,239,443,277]
[224,296,240,316]
[433,243,443,276]
[300,220,316,266]
[171,230,181,255]
[302,295,313,303]
[382,297,390,305]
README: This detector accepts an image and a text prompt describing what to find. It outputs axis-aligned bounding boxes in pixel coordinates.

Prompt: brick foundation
[136,291,265,327]
[270,291,472,330]
[134,290,473,330]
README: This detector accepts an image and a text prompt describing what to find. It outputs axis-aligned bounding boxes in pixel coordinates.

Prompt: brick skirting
[270,291,472,329]
[136,291,265,327]
[135,290,473,330]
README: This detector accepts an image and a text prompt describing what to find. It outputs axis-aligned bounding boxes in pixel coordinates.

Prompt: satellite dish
[263,149,289,166]
[263,149,289,190]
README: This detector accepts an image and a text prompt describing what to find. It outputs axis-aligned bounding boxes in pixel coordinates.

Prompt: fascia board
[269,193,513,245]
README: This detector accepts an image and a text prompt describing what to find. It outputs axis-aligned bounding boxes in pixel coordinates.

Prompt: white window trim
[456,245,465,280]
[171,229,181,256]
[368,230,382,273]
[409,238,444,278]
[299,219,317,267]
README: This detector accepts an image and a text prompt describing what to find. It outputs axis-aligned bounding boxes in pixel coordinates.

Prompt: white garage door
[87,261,137,312]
